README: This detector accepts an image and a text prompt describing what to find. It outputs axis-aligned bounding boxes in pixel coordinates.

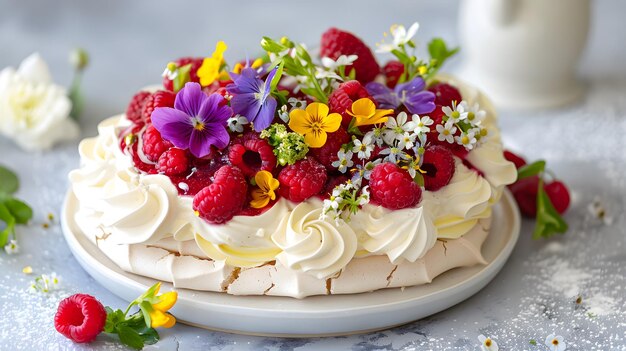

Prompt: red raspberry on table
[278,158,327,202]
[383,60,405,88]
[54,294,107,344]
[162,57,204,91]
[421,145,456,191]
[509,177,570,217]
[369,162,422,210]
[309,128,350,170]
[545,180,571,214]
[142,90,177,124]
[157,148,189,176]
[142,124,173,162]
[428,83,462,107]
[228,134,277,177]
[503,150,527,169]
[193,165,248,224]
[320,28,380,84]
[125,91,151,124]
[328,80,371,127]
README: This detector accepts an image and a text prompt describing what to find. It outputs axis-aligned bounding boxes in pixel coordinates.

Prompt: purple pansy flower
[151,82,232,158]
[226,67,278,132]
[365,77,436,115]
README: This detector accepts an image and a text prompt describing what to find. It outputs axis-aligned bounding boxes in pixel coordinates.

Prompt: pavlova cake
[69,24,517,298]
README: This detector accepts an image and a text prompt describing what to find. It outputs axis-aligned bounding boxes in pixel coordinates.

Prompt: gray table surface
[1,1,625,350]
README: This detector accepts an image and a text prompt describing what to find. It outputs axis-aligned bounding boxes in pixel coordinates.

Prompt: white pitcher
[457,0,591,109]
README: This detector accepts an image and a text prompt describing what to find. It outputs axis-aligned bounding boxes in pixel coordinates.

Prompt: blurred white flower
[0,53,79,151]
[545,334,567,351]
[376,22,420,53]
[478,334,498,351]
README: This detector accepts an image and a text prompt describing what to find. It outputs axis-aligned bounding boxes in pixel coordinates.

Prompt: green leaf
[116,325,144,350]
[0,166,19,195]
[533,179,568,239]
[427,38,459,64]
[139,301,153,328]
[260,37,287,53]
[529,339,537,345]
[4,198,32,224]
[413,173,425,187]
[517,160,546,180]
[0,203,16,247]
[104,308,126,333]
[390,49,412,65]
[269,61,284,92]
[295,44,313,66]
[173,64,192,93]
[137,326,159,345]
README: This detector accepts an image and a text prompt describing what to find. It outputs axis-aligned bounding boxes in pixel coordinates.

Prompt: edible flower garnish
[227,67,279,132]
[365,77,435,115]
[250,171,280,208]
[347,98,394,127]
[197,41,227,86]
[288,102,341,148]
[152,82,232,158]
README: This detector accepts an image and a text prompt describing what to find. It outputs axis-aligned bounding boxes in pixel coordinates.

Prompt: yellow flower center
[193,118,205,131]
[485,339,492,347]
[552,340,559,345]
[443,130,450,136]
[462,136,469,144]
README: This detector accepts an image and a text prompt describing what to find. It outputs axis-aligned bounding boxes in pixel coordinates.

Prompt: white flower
[278,105,290,123]
[352,135,374,160]
[455,130,478,150]
[332,149,354,173]
[359,186,370,205]
[460,101,486,124]
[4,239,19,254]
[380,147,407,163]
[376,22,420,53]
[0,53,79,151]
[288,97,307,110]
[365,128,385,147]
[315,67,343,81]
[161,62,178,81]
[436,121,457,144]
[321,55,358,71]
[405,114,433,134]
[397,132,417,150]
[227,115,249,133]
[442,103,468,123]
[383,112,412,144]
[545,334,566,351]
[478,335,499,351]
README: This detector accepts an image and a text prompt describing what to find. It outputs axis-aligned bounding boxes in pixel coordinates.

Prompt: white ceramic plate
[62,190,520,337]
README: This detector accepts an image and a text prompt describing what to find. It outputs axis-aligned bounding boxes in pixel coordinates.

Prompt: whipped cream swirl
[272,199,357,279]
[466,140,517,202]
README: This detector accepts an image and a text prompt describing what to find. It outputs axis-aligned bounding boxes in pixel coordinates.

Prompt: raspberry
[54,294,107,344]
[228,134,276,177]
[278,158,327,202]
[428,83,462,107]
[545,180,570,214]
[157,148,189,176]
[162,57,204,91]
[383,60,405,88]
[509,178,570,217]
[328,80,371,127]
[504,150,527,169]
[142,90,176,124]
[309,128,350,170]
[320,28,380,84]
[369,163,422,209]
[142,124,173,162]
[421,146,456,191]
[125,91,151,124]
[193,165,248,224]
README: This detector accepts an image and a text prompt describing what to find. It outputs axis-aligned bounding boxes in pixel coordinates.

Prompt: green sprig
[0,165,33,248]
[516,160,568,239]
[68,48,89,120]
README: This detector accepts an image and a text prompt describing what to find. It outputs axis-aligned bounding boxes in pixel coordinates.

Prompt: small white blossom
[358,186,370,205]
[227,115,249,133]
[478,335,499,351]
[4,240,19,254]
[161,63,178,81]
[364,128,385,147]
[455,130,478,150]
[380,147,407,163]
[332,149,354,173]
[376,22,420,53]
[545,334,566,351]
[397,132,417,150]
[436,121,457,144]
[278,105,290,123]
[405,114,433,134]
[460,100,486,124]
[321,55,358,71]
[442,103,468,123]
[288,97,307,110]
[352,135,375,160]
[315,67,342,81]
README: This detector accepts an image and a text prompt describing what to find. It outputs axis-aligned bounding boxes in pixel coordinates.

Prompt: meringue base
[85,216,490,299]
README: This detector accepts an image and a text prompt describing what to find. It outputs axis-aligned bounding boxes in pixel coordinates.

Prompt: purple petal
[230,93,262,123]
[366,82,400,109]
[197,94,226,122]
[227,68,262,95]
[262,67,278,101]
[174,82,207,117]
[253,96,277,132]
[188,130,213,158]
[395,77,426,97]
[404,91,436,115]
[151,107,193,149]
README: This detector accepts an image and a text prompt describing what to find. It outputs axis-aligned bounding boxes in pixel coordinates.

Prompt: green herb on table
[0,165,33,252]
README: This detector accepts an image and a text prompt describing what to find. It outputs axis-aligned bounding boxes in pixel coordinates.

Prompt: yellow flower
[288,102,341,148]
[197,41,227,87]
[346,98,394,127]
[141,282,178,329]
[250,171,280,209]
[232,58,264,75]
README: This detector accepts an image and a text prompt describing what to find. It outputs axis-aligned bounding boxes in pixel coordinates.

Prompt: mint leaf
[427,38,459,65]
[4,198,32,224]
[116,325,144,350]
[517,160,546,180]
[104,308,126,333]
[0,203,16,247]
[0,166,19,195]
[533,179,568,239]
